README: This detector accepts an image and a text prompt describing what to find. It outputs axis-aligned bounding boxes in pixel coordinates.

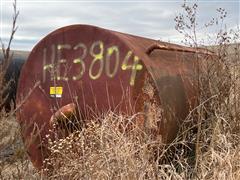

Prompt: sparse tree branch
[0,0,19,110]
[0,0,19,66]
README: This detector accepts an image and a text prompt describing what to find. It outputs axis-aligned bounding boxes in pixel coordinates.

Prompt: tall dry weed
[174,1,240,179]
[0,1,41,179]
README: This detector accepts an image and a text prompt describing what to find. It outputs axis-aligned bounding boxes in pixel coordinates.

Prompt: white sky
[0,0,239,51]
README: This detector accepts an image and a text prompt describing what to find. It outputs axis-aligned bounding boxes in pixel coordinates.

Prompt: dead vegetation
[0,0,239,179]
[0,0,40,179]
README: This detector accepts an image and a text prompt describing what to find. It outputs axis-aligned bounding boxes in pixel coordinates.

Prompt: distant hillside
[0,50,30,61]
[1,44,239,62]
[205,43,240,56]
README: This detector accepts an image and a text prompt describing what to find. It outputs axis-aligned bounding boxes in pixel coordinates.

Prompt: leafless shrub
[0,0,19,110]
[0,0,41,179]
[174,1,240,179]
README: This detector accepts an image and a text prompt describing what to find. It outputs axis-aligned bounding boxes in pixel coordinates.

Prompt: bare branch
[0,0,19,110]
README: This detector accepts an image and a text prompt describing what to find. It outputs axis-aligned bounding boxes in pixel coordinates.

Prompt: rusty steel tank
[16,24,213,170]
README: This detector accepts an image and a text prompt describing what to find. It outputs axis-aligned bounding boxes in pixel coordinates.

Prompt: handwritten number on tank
[42,41,143,86]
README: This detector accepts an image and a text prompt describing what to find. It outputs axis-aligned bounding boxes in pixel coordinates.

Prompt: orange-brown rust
[146,42,214,55]
[50,103,79,129]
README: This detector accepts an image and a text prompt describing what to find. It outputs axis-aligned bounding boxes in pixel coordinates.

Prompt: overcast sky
[0,0,239,51]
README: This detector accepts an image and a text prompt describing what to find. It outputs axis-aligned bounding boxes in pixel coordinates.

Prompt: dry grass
[0,109,41,179]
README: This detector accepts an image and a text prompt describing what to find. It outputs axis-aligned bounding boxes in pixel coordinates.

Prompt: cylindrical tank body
[16,25,212,169]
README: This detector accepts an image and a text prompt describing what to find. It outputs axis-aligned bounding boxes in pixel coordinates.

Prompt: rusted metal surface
[16,24,213,169]
[50,103,80,135]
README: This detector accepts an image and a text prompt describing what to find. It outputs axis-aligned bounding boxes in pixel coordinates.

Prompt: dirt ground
[0,115,40,179]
